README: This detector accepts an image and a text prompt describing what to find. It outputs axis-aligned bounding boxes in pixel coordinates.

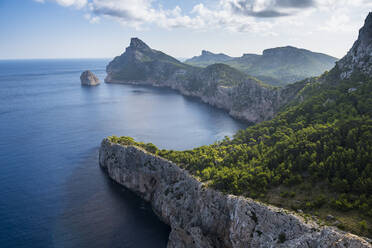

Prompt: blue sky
[0,0,371,59]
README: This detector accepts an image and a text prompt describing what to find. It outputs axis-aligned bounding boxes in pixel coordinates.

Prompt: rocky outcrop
[80,70,100,86]
[337,12,372,79]
[99,139,371,248]
[105,38,303,123]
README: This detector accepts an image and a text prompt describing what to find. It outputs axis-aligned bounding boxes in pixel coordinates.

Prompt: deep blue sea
[0,59,246,248]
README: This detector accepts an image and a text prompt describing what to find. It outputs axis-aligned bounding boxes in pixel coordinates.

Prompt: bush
[359,220,367,231]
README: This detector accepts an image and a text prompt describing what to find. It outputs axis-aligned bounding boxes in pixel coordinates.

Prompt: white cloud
[34,0,372,34]
[320,13,354,32]
[34,0,87,8]
[84,13,100,23]
[56,0,87,8]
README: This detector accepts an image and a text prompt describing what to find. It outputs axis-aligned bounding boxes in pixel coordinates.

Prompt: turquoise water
[0,59,246,247]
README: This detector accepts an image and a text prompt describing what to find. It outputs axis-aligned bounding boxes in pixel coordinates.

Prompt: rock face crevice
[99,139,371,248]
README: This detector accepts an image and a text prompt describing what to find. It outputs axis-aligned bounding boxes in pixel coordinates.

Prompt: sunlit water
[0,59,246,248]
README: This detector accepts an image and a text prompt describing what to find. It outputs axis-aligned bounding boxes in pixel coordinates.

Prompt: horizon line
[0,57,114,61]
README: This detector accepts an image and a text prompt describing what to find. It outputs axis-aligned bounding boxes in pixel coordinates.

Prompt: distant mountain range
[185,46,338,86]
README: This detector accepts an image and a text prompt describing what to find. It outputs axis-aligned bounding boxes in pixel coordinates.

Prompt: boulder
[80,70,100,86]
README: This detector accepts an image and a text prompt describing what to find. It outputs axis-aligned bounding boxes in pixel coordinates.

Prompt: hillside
[108,12,372,238]
[185,46,338,86]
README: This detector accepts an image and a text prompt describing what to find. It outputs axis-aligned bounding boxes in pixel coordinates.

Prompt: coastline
[104,77,277,124]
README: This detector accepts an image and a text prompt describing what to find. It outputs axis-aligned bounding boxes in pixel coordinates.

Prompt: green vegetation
[109,136,158,154]
[109,71,372,237]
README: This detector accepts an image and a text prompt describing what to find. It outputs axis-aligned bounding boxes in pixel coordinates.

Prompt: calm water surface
[0,59,246,248]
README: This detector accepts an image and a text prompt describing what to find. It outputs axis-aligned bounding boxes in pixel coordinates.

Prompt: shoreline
[104,78,257,125]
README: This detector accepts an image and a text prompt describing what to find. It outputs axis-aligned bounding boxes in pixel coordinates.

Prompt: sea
[0,59,246,248]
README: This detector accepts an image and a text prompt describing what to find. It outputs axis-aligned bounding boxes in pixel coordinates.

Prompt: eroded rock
[80,70,100,86]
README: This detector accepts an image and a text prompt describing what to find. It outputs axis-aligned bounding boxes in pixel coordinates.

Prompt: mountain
[185,46,338,86]
[106,38,191,83]
[106,38,304,123]
[185,50,233,67]
[105,12,372,239]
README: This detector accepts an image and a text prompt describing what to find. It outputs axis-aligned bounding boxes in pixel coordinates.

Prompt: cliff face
[105,39,301,123]
[99,139,371,248]
[337,12,372,79]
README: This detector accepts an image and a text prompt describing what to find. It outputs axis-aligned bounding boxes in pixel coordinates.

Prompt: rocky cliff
[337,12,372,79]
[105,38,303,123]
[99,139,371,248]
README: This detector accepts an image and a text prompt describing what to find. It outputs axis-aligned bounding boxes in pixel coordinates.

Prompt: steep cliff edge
[99,139,371,248]
[337,12,372,79]
[105,38,303,123]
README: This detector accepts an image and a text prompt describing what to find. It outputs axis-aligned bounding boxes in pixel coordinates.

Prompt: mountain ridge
[186,50,233,66]
[185,45,338,86]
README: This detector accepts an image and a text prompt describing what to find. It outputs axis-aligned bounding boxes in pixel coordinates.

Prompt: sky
[0,0,371,59]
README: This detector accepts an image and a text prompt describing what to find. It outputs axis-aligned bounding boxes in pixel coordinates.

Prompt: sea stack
[80,70,100,86]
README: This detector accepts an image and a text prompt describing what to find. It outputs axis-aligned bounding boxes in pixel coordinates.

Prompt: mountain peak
[262,46,303,56]
[337,12,372,79]
[354,12,372,50]
[201,50,214,56]
[129,38,151,51]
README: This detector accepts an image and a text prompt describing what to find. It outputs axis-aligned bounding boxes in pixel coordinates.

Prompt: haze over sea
[0,59,246,248]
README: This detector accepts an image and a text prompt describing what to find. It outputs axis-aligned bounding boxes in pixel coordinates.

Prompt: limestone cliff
[105,38,302,123]
[99,139,371,248]
[337,12,372,79]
